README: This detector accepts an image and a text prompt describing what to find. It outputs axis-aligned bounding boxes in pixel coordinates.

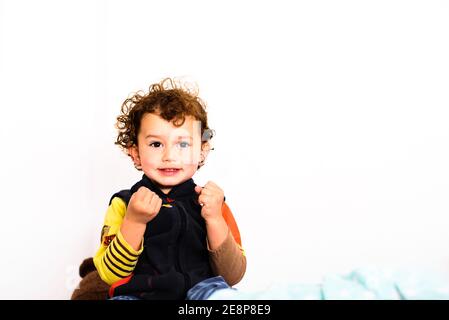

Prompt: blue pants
[110,276,233,300]
[187,276,234,300]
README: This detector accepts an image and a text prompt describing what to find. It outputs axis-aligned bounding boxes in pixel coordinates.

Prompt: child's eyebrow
[145,134,163,139]
[145,134,193,140]
[177,136,193,140]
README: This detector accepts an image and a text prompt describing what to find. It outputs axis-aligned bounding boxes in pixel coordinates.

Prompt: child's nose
[162,145,177,161]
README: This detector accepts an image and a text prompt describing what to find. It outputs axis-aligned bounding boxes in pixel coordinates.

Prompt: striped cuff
[102,231,143,279]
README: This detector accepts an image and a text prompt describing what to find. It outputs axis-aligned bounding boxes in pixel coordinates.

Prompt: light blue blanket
[208,267,449,300]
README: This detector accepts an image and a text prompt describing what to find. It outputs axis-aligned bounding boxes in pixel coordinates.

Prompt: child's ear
[128,145,142,170]
[199,142,212,167]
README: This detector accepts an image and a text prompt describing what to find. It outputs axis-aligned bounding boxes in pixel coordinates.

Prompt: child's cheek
[140,153,160,169]
[183,151,201,166]
[179,144,201,166]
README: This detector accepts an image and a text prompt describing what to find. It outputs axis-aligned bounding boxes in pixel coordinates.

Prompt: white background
[0,0,448,299]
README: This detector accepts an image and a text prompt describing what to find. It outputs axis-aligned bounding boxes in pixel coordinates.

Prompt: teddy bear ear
[79,257,96,278]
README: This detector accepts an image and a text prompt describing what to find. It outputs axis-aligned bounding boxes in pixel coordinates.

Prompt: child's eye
[178,141,190,148]
[149,142,163,148]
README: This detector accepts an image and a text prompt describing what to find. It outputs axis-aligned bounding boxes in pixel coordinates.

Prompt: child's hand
[125,186,162,225]
[194,181,224,222]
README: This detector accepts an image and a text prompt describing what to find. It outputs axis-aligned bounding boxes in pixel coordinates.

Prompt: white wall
[0,0,448,299]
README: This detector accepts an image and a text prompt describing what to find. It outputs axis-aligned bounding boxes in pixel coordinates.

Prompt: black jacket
[109,175,214,300]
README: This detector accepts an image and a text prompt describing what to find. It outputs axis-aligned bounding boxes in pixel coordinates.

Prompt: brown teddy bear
[71,257,110,300]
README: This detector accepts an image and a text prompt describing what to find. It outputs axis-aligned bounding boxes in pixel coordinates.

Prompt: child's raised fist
[194,181,224,222]
[125,186,162,225]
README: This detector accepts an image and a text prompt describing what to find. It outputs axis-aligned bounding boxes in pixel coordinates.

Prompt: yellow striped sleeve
[93,197,144,285]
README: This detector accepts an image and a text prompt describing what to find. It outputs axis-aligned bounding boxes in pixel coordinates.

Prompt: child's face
[130,112,204,194]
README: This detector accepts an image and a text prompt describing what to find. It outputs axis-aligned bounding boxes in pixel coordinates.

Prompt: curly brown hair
[115,78,212,156]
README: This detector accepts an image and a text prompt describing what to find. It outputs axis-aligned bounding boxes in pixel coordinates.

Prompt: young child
[93,78,246,300]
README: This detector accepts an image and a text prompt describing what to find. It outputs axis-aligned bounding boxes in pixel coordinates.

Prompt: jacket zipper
[173,202,192,291]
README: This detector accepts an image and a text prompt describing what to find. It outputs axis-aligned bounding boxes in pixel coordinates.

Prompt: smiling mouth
[158,168,181,176]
